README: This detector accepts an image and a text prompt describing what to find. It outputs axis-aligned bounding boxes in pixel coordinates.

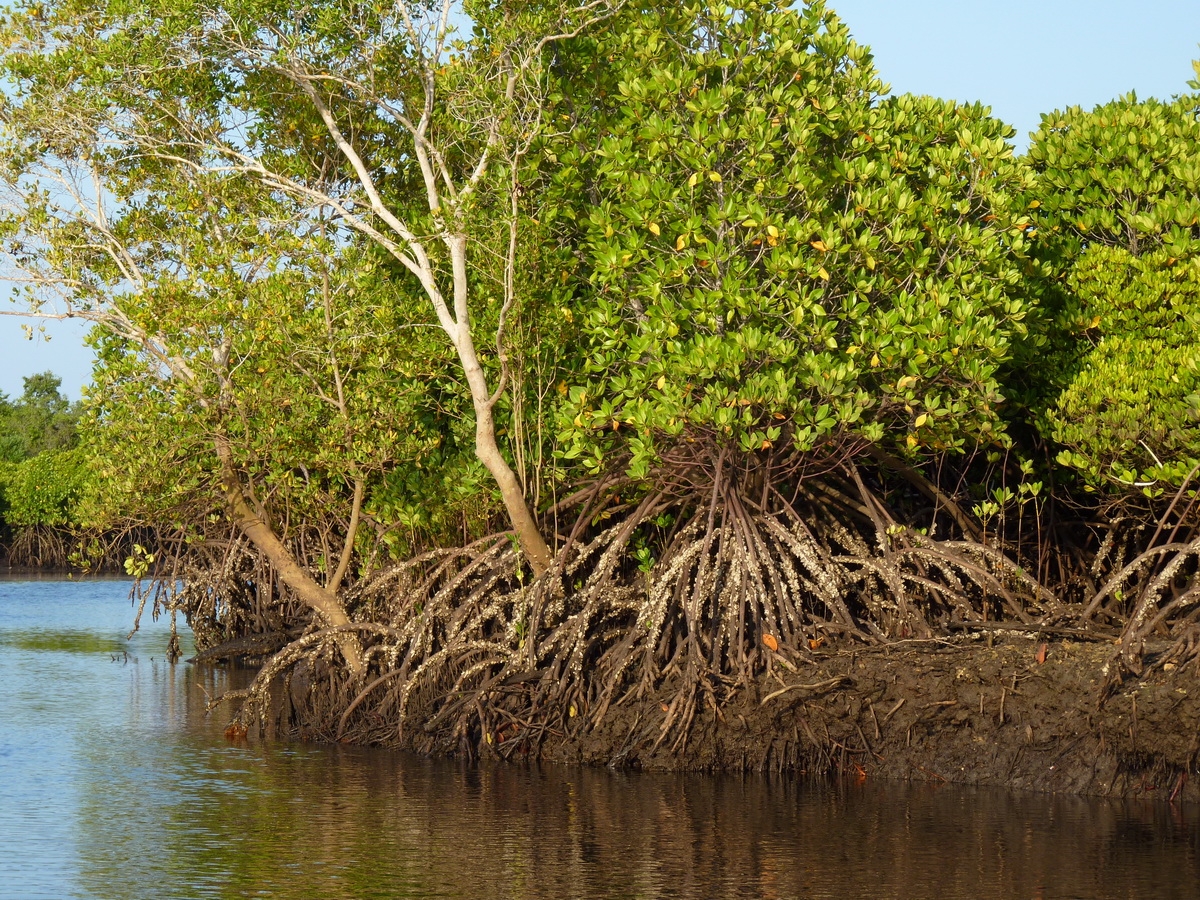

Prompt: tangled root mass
[208,446,1082,759]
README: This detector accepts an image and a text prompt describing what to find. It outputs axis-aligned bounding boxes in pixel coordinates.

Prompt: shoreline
[279,632,1196,802]
[533,634,1200,802]
[215,627,1200,803]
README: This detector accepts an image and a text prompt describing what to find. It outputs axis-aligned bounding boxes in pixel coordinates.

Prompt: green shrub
[1026,90,1200,267]
[0,446,89,526]
[1047,248,1200,488]
[1024,79,1200,491]
[552,0,1032,478]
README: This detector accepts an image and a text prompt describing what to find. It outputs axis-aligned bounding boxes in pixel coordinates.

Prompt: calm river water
[3,579,1200,899]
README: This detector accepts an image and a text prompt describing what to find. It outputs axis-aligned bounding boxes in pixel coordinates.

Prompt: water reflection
[3,581,1200,900]
[72,749,1200,900]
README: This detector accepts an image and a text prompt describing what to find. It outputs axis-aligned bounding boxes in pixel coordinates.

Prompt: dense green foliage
[0,373,86,529]
[1047,249,1200,488]
[1024,76,1200,491]
[0,0,1193,536]
[0,372,78,463]
[552,2,1030,478]
[1026,89,1200,265]
[0,446,88,526]
[0,0,1194,533]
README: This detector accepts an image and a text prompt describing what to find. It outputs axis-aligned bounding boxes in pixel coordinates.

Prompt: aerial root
[220,454,1054,760]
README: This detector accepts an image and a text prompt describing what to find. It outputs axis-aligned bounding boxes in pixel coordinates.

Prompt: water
[2,581,1200,900]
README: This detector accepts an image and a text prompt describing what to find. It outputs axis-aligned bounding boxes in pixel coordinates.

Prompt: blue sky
[1,0,1197,400]
[830,0,1199,145]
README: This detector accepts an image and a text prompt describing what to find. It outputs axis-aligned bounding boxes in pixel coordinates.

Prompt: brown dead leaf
[1036,642,1048,665]
[762,633,779,652]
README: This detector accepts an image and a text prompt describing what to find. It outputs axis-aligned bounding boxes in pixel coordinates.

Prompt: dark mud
[539,633,1200,802]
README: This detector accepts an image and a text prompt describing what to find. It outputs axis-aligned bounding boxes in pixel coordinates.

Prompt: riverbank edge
[531,633,1200,803]
[255,631,1200,802]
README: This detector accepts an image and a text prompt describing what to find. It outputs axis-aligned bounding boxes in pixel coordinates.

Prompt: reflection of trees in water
[73,720,1200,900]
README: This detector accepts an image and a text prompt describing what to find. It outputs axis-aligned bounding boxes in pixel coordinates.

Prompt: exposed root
[1072,478,1200,689]
[221,444,1055,763]
[4,524,70,568]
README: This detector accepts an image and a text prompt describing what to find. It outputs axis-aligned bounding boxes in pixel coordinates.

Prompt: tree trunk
[446,235,554,576]
[214,436,366,677]
[474,394,554,576]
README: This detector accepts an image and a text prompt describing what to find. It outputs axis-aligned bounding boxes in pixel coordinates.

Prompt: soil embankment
[542,634,1200,802]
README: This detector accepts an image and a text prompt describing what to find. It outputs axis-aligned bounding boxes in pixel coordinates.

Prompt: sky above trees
[0,0,1196,400]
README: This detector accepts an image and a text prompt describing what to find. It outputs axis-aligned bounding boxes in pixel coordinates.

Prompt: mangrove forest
[3,0,1200,786]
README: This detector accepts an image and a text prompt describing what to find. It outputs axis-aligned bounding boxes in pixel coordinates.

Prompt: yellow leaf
[818,266,830,280]
[907,434,919,448]
[810,239,828,252]
[708,171,722,183]
[675,233,687,251]
[870,353,880,367]
[687,172,699,188]
[767,224,780,238]
[569,704,577,718]
[866,255,876,271]
[648,222,661,236]
[914,413,928,427]
[656,374,666,390]
[1028,199,1041,209]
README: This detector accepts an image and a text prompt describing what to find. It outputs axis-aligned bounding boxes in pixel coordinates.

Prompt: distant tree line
[0,372,85,539]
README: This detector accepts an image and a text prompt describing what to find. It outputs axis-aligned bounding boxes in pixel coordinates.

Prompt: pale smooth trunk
[215,437,366,677]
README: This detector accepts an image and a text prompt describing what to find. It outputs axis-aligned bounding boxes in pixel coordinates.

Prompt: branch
[327,477,365,595]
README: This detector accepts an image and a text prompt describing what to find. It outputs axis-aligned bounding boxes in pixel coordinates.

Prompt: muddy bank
[533,633,1200,802]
